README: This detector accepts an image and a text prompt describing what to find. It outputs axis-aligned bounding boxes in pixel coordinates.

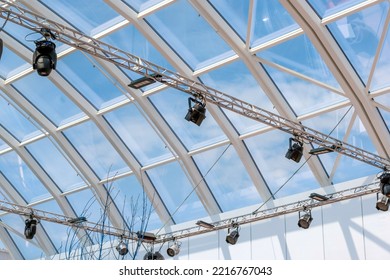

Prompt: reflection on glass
[0,46,28,79]
[0,151,51,203]
[146,161,208,224]
[308,0,366,18]
[63,121,129,180]
[104,104,172,166]
[370,28,390,91]
[193,145,262,211]
[124,0,165,13]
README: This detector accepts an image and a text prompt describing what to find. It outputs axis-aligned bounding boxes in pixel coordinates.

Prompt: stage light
[285,138,303,163]
[32,40,57,76]
[24,217,37,239]
[225,223,240,245]
[128,73,162,89]
[309,192,329,201]
[185,97,206,126]
[136,231,156,241]
[376,193,389,212]
[0,38,3,60]
[379,172,390,198]
[196,220,215,229]
[143,251,165,260]
[167,240,181,257]
[116,239,129,256]
[298,210,312,229]
[309,145,336,155]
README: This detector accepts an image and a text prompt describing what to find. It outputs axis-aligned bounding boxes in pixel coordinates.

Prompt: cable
[155,143,232,235]
[252,105,353,214]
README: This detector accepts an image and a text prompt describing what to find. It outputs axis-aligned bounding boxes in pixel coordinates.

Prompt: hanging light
[116,239,129,256]
[379,172,390,197]
[376,193,389,212]
[298,209,313,229]
[32,39,57,76]
[285,138,303,163]
[167,240,181,257]
[225,222,240,245]
[24,216,37,239]
[143,251,165,260]
[185,97,206,126]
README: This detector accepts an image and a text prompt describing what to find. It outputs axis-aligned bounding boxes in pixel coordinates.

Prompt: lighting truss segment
[0,2,388,170]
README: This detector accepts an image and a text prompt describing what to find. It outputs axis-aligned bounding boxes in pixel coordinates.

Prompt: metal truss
[0,1,389,170]
[0,181,380,244]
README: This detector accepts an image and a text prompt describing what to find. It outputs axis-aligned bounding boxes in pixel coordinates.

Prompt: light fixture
[32,40,57,76]
[143,251,165,260]
[0,38,3,60]
[379,172,390,198]
[116,239,129,256]
[128,73,162,89]
[309,192,329,201]
[298,209,312,229]
[225,223,240,245]
[136,231,156,241]
[376,193,389,212]
[285,138,303,163]
[196,220,215,229]
[309,145,336,155]
[24,216,37,239]
[185,97,206,126]
[167,240,181,257]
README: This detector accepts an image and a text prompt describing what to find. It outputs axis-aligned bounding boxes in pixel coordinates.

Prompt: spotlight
[24,217,37,239]
[196,220,215,229]
[143,251,165,260]
[167,240,181,257]
[128,73,162,89]
[225,222,240,245]
[136,231,156,241]
[0,38,3,60]
[298,210,312,229]
[285,138,303,163]
[376,193,389,212]
[32,40,57,76]
[309,192,329,201]
[116,239,128,256]
[309,145,338,155]
[379,172,390,198]
[185,97,206,126]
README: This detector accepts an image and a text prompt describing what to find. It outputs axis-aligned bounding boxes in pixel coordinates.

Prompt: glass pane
[0,96,42,142]
[245,130,320,198]
[200,60,276,134]
[12,74,85,127]
[26,138,85,192]
[146,161,208,224]
[0,151,51,203]
[149,88,227,151]
[193,145,262,211]
[104,104,172,166]
[0,46,28,79]
[371,27,390,91]
[378,108,390,133]
[104,175,163,231]
[145,0,234,70]
[63,121,129,180]
[59,51,124,109]
[308,0,367,18]
[123,0,166,13]
[326,3,388,84]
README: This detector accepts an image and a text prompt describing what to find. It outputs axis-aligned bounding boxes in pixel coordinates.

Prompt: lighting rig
[32,28,57,76]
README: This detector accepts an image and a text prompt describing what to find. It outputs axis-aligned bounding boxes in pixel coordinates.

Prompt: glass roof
[0,0,388,259]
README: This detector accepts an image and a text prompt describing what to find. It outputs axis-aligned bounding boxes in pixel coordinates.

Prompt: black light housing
[116,240,129,256]
[143,251,165,260]
[196,220,215,229]
[185,97,206,126]
[379,172,390,198]
[128,73,162,89]
[24,217,37,239]
[225,222,240,245]
[285,138,303,163]
[309,192,329,201]
[298,210,313,229]
[136,231,156,241]
[376,193,389,212]
[309,145,336,155]
[0,38,3,61]
[32,40,57,76]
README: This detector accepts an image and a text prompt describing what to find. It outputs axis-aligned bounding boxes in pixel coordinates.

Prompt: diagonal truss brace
[0,1,389,170]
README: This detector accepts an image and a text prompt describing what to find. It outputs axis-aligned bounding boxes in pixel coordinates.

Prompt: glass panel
[39,0,119,35]
[104,104,172,166]
[200,60,276,134]
[58,51,124,109]
[146,161,208,224]
[105,175,163,231]
[149,88,227,151]
[0,96,42,142]
[378,108,390,133]
[145,0,234,70]
[193,145,262,211]
[264,65,347,116]
[326,3,389,84]
[308,0,366,18]
[0,139,8,152]
[26,138,85,192]
[63,121,129,180]
[251,0,298,47]
[371,27,390,91]
[0,46,27,79]
[12,74,85,127]
[245,130,320,198]
[1,213,44,259]
[374,94,390,110]
[0,151,51,203]
[123,0,165,13]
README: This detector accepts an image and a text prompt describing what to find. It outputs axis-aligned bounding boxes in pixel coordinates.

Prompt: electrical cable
[252,105,354,214]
